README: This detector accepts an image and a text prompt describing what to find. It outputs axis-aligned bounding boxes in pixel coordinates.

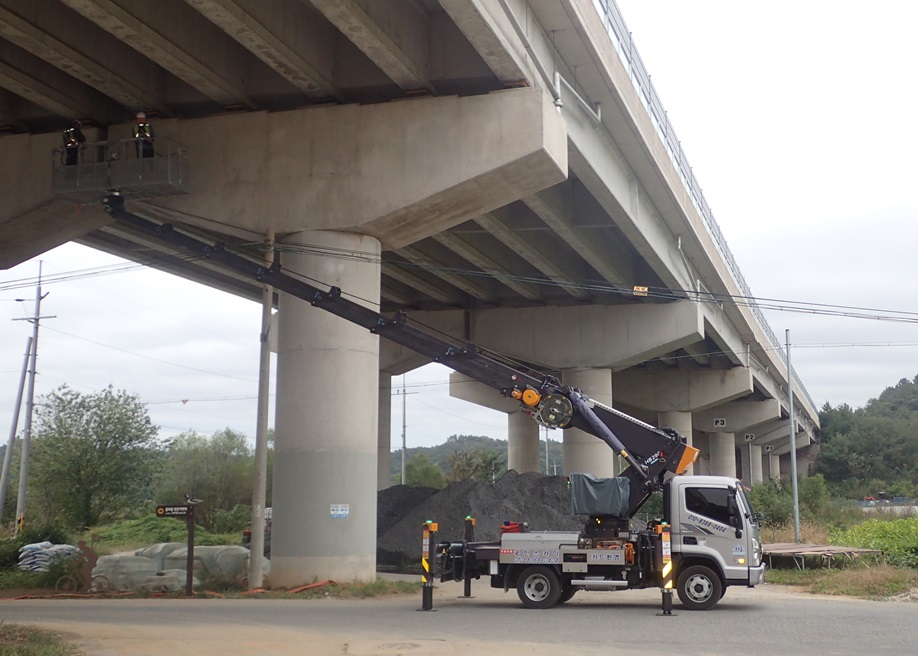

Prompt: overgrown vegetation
[830,518,918,568]
[88,516,238,550]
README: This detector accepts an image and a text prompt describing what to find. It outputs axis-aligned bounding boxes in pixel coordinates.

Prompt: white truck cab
[667,475,765,608]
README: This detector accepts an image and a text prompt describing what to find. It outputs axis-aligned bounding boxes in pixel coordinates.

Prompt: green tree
[405,453,446,488]
[747,480,793,528]
[446,450,476,483]
[471,447,505,483]
[29,385,161,530]
[154,428,257,530]
[445,446,506,483]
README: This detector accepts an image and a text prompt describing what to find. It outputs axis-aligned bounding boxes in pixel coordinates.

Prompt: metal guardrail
[590,0,816,413]
[52,137,188,204]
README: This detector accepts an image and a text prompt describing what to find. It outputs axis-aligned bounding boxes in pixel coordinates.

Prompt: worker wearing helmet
[133,111,155,158]
[62,120,86,166]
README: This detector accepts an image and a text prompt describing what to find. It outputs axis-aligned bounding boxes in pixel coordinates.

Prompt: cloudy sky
[3,1,918,450]
[614,0,918,407]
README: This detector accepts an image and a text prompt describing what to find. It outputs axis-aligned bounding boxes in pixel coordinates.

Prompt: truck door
[677,483,750,583]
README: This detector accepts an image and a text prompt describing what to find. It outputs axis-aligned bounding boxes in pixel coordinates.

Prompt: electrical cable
[40,325,257,383]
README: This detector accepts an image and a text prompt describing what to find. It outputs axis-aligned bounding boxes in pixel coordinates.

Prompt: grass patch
[84,516,238,552]
[0,623,80,656]
[767,563,918,599]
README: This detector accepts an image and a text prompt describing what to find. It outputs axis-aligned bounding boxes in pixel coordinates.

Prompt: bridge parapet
[590,0,814,412]
[51,138,188,204]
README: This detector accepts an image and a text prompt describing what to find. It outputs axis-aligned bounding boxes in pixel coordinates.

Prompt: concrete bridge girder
[438,0,529,85]
[467,299,705,371]
[693,399,782,436]
[613,367,753,414]
[760,429,812,456]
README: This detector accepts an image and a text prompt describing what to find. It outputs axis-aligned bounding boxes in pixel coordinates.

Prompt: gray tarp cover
[569,473,630,516]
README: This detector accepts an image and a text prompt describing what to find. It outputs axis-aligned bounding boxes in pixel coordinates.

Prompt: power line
[41,325,257,383]
[5,237,918,327]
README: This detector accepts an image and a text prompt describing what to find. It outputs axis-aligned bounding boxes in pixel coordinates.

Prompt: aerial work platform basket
[51,137,188,203]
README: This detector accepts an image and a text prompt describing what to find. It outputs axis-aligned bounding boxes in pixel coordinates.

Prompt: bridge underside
[0,0,817,586]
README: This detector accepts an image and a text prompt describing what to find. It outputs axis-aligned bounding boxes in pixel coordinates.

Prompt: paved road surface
[0,578,915,655]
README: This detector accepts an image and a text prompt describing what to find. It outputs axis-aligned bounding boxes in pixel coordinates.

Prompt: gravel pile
[377,470,582,568]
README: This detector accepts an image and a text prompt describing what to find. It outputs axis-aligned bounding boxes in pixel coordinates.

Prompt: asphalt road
[1,579,916,655]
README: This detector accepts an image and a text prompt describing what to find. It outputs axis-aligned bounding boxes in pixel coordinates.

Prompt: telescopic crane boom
[103,193,697,517]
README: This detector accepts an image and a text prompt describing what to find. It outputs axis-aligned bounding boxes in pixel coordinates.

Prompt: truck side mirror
[729,515,743,539]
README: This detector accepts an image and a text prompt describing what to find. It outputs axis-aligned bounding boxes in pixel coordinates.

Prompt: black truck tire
[676,564,723,611]
[557,582,576,604]
[516,566,562,609]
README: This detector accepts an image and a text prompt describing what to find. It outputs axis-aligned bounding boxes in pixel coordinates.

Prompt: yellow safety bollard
[419,520,438,611]
[657,522,675,616]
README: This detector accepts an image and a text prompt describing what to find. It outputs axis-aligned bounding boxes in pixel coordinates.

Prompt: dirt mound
[377,471,581,568]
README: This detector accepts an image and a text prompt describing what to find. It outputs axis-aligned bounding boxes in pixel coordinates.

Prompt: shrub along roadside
[829,517,918,568]
[87,516,238,549]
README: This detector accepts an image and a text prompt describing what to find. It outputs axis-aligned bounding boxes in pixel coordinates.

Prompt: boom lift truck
[102,193,765,611]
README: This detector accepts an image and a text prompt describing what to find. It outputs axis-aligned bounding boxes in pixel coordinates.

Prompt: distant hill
[818,375,918,499]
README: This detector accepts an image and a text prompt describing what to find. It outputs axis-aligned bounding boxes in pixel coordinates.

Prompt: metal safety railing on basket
[51,137,188,204]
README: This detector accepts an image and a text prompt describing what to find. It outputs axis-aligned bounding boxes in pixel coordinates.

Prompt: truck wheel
[516,566,561,609]
[557,583,576,604]
[676,565,723,611]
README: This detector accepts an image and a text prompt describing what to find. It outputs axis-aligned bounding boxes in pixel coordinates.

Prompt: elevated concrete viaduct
[0,0,819,585]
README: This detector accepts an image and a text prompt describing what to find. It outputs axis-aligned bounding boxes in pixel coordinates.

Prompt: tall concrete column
[692,433,711,475]
[378,372,392,491]
[508,411,540,473]
[768,452,781,481]
[657,411,694,475]
[562,369,615,477]
[749,444,763,484]
[739,443,763,484]
[709,432,736,478]
[272,230,381,586]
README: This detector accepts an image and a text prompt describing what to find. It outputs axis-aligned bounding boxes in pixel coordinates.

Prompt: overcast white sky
[3,1,918,449]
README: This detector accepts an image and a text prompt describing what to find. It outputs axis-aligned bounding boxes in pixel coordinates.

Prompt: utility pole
[786,329,801,543]
[0,337,32,524]
[13,263,52,535]
[543,426,549,475]
[398,375,418,485]
[249,230,274,589]
[401,374,406,485]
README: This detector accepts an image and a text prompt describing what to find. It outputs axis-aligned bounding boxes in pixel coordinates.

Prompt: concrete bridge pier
[562,368,616,477]
[508,410,541,474]
[709,432,736,478]
[740,443,764,484]
[768,452,781,481]
[272,230,381,585]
